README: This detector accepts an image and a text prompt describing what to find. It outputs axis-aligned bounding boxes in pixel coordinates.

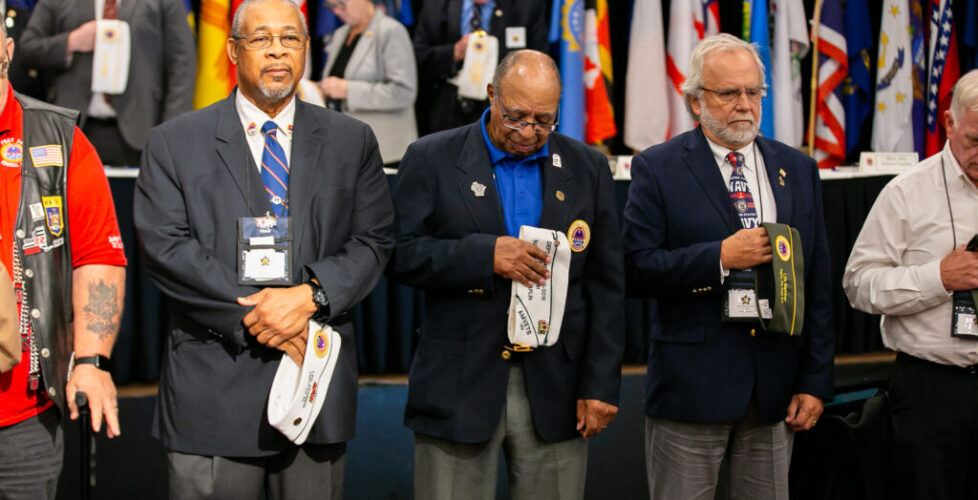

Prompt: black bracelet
[75,355,111,372]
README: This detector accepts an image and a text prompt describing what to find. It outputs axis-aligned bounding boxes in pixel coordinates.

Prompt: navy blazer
[392,123,625,443]
[622,127,835,424]
[134,94,394,456]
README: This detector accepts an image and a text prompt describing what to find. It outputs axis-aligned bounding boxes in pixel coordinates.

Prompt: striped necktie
[726,151,758,228]
[470,4,483,32]
[261,121,289,217]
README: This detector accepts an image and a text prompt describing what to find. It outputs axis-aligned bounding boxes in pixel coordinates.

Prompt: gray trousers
[645,400,794,500]
[0,408,64,500]
[167,442,346,500]
[414,364,587,500]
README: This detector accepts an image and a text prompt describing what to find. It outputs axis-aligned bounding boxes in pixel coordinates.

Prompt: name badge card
[952,290,978,339]
[238,217,293,285]
[722,269,772,322]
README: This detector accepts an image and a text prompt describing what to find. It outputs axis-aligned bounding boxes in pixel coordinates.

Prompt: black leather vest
[14,93,75,413]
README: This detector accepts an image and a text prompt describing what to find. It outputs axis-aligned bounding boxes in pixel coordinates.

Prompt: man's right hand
[493,236,550,287]
[453,34,470,62]
[720,227,772,270]
[67,21,98,54]
[941,244,978,291]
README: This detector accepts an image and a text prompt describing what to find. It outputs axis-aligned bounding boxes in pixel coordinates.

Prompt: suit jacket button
[501,350,512,360]
[750,328,757,337]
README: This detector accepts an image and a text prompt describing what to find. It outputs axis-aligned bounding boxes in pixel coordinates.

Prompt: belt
[897,352,978,376]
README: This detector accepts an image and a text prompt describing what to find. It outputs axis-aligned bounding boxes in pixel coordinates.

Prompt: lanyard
[941,156,958,250]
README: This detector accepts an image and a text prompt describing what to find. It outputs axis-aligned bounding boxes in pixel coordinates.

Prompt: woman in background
[320,0,418,165]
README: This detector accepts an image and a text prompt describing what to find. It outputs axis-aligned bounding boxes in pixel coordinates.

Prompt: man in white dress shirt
[845,69,978,500]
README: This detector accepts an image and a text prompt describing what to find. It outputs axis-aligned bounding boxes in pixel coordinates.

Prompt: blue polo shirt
[480,108,547,237]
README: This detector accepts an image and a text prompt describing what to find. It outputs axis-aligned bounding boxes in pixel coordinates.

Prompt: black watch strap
[75,355,111,372]
[307,280,331,318]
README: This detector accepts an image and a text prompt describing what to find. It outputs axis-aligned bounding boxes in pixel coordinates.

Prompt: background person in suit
[3,0,45,99]
[392,49,625,500]
[320,0,417,164]
[622,33,835,500]
[412,0,547,135]
[133,0,393,497]
[19,0,195,166]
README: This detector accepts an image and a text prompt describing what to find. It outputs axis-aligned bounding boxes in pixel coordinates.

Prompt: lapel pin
[552,153,562,168]
[495,8,503,17]
[779,168,786,178]
[471,181,487,197]
[247,122,258,136]
[556,190,565,201]
[287,124,294,134]
[778,177,785,186]
[365,31,374,38]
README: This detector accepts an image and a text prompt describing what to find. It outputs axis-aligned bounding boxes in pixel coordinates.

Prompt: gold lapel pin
[556,190,565,201]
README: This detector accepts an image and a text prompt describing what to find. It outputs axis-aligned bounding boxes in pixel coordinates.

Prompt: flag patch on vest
[29,145,63,168]
[42,196,63,237]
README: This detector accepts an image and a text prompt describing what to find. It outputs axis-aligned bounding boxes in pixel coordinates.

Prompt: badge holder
[722,269,772,322]
[238,217,293,286]
[952,290,978,339]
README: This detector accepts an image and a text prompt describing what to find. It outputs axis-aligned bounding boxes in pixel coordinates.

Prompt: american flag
[926,0,960,156]
[812,0,847,169]
[29,145,63,168]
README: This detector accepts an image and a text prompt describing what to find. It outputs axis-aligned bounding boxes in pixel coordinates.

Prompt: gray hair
[681,33,766,119]
[231,0,308,38]
[951,69,978,121]
[490,49,561,94]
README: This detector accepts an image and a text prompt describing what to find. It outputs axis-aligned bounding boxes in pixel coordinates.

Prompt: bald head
[491,49,561,99]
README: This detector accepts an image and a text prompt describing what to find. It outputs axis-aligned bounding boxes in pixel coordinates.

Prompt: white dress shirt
[234,91,296,173]
[844,142,978,367]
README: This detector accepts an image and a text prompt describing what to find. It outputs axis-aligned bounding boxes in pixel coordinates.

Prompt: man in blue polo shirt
[391,49,625,500]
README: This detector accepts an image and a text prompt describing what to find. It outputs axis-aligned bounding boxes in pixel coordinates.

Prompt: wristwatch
[75,355,111,372]
[307,280,331,318]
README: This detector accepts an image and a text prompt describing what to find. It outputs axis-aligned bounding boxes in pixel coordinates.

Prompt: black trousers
[891,352,978,500]
[82,117,142,167]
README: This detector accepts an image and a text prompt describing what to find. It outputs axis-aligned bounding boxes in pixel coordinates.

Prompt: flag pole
[807,0,823,157]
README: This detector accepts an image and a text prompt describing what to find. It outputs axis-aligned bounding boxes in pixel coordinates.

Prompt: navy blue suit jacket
[392,123,625,443]
[622,127,835,424]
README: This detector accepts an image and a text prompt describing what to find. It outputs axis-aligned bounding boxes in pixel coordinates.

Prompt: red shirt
[0,83,127,427]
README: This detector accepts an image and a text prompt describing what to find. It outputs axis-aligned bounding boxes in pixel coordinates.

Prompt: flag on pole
[666,0,721,139]
[843,0,872,157]
[872,0,916,152]
[961,0,977,72]
[811,0,847,168]
[398,0,415,26]
[194,0,235,109]
[180,0,195,31]
[746,0,774,138]
[910,0,927,156]
[549,0,586,141]
[624,0,669,150]
[770,0,809,148]
[584,0,616,144]
[926,0,960,156]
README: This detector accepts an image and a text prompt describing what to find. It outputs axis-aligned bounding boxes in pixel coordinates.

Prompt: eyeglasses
[233,32,308,50]
[496,98,559,134]
[325,0,349,10]
[698,85,767,103]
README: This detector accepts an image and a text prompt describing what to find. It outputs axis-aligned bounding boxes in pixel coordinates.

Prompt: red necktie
[103,0,117,20]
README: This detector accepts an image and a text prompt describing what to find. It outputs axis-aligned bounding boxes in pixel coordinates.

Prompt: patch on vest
[1,138,23,168]
[42,196,63,237]
[29,145,63,168]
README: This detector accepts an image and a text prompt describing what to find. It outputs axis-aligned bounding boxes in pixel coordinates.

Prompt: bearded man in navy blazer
[392,49,624,500]
[622,34,835,500]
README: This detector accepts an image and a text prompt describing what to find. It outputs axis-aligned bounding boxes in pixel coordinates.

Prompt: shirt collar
[235,89,297,139]
[479,107,549,166]
[704,133,755,170]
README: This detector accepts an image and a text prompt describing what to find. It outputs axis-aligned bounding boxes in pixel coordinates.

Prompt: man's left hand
[320,77,349,100]
[238,285,317,347]
[66,364,120,438]
[784,393,823,431]
[576,399,617,439]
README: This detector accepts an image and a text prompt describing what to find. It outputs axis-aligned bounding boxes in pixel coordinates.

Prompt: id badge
[238,216,293,285]
[952,290,978,339]
[721,269,772,322]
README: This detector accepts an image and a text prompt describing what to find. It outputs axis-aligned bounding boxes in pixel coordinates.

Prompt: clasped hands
[238,285,316,365]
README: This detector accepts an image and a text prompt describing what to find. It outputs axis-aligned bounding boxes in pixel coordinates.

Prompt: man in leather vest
[0,22,127,499]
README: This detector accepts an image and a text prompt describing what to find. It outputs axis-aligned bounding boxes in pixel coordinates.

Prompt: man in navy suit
[622,33,835,500]
[392,49,624,500]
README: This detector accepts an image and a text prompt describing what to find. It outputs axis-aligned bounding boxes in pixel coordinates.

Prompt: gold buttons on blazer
[750,328,757,337]
[501,350,512,360]
[467,289,485,295]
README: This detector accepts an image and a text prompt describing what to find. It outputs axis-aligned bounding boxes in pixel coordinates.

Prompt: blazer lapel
[287,100,323,248]
[215,92,271,217]
[685,128,735,229]
[343,11,384,78]
[456,124,506,235]
[117,0,135,21]
[538,141,573,232]
[756,138,792,224]
[447,0,463,40]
